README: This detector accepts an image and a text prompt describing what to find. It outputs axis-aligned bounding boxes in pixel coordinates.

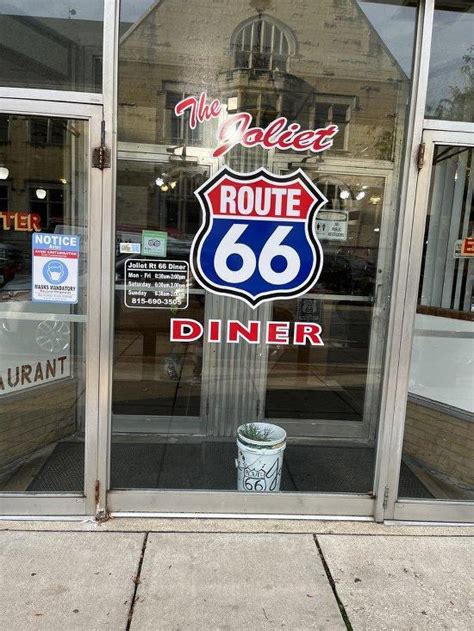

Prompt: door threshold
[110,512,374,521]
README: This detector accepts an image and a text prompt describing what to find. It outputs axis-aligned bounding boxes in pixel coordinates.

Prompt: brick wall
[0,380,78,483]
[403,399,474,487]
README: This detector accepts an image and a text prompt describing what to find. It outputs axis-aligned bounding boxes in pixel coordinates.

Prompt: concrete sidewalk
[0,520,472,630]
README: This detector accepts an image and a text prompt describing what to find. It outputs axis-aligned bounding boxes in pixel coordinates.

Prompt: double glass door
[0,3,472,522]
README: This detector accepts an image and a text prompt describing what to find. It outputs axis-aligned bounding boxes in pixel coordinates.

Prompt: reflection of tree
[428,45,474,120]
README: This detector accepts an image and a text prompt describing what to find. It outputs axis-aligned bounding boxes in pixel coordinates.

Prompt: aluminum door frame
[383,129,474,524]
[105,145,379,518]
[102,0,424,520]
[0,98,103,516]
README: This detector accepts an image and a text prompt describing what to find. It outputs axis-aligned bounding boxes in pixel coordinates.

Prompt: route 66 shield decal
[190,167,327,308]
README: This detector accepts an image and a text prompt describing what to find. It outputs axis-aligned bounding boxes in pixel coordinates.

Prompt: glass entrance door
[108,0,419,514]
[0,100,102,515]
[112,154,211,436]
[393,130,474,522]
[110,155,394,490]
[256,165,392,443]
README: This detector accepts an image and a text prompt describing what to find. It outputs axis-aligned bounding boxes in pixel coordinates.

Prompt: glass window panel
[50,120,66,146]
[253,20,263,51]
[113,0,417,495]
[235,50,250,68]
[165,92,182,109]
[0,114,9,143]
[0,115,89,493]
[425,1,474,122]
[0,1,104,92]
[315,104,329,128]
[30,118,49,145]
[262,21,273,53]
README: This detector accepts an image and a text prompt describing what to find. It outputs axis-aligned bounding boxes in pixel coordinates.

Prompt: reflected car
[0,274,73,354]
[318,251,376,297]
[0,244,24,274]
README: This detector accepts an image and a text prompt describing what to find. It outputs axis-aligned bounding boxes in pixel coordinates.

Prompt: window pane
[50,120,66,146]
[0,1,104,92]
[113,0,418,495]
[425,1,474,122]
[0,115,89,493]
[30,118,48,145]
[0,115,9,142]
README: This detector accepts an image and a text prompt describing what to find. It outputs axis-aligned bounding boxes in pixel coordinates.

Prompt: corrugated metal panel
[202,293,269,437]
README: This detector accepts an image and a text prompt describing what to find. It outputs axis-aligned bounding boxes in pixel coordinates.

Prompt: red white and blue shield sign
[190,167,327,308]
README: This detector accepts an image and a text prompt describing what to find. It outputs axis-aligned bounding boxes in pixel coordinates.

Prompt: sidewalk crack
[313,534,353,631]
[126,532,149,631]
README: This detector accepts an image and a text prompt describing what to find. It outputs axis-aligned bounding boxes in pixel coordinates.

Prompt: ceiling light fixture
[0,166,9,180]
[35,188,47,200]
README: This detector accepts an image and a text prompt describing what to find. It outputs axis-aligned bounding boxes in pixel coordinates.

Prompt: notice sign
[316,210,348,241]
[32,233,79,304]
[125,259,189,309]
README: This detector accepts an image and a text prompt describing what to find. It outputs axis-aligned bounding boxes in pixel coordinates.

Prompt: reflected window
[0,184,8,210]
[0,115,9,143]
[315,99,355,151]
[231,15,295,72]
[29,118,66,146]
[165,90,203,146]
[29,184,65,232]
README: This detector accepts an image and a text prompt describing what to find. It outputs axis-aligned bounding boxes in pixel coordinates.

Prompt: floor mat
[27,441,433,498]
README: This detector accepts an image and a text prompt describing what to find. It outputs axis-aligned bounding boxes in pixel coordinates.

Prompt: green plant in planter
[239,423,271,441]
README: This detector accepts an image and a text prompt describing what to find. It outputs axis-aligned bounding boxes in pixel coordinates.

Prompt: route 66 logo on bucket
[236,423,287,492]
[190,166,327,308]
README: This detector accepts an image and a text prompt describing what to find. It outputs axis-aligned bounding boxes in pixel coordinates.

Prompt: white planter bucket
[236,423,287,492]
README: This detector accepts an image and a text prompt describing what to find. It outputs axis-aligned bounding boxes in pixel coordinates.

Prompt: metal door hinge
[383,485,390,509]
[416,142,425,170]
[92,145,111,169]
